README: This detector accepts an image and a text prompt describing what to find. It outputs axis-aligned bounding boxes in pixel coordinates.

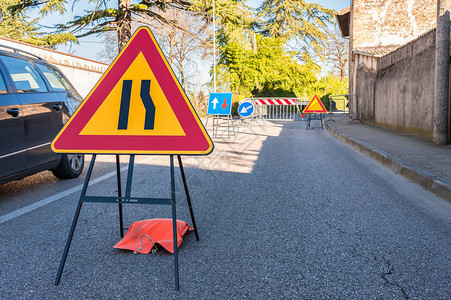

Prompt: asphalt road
[0,120,450,299]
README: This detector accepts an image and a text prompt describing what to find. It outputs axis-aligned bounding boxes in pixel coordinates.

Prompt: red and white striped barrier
[254,98,298,105]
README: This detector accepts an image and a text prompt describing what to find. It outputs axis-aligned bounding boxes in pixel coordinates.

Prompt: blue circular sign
[238,101,254,117]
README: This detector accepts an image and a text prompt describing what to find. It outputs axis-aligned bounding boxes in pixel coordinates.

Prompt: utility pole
[323,43,327,99]
[213,0,217,92]
[323,40,333,101]
[434,0,450,144]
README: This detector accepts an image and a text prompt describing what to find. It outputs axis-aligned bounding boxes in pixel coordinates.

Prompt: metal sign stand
[206,115,235,139]
[306,113,324,130]
[326,94,364,124]
[225,115,235,139]
[55,154,199,291]
[239,115,254,128]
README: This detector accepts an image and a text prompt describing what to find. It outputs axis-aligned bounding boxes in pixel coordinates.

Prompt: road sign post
[238,101,254,118]
[54,154,197,291]
[207,92,232,115]
[238,101,255,127]
[206,92,235,138]
[52,27,213,291]
[303,95,328,130]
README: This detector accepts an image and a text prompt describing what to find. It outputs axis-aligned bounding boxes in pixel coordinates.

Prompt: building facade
[337,0,451,141]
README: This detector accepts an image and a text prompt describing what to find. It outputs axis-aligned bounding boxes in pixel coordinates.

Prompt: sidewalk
[324,115,451,201]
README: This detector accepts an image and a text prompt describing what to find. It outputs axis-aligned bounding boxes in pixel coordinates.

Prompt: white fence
[0,36,108,97]
[242,98,309,120]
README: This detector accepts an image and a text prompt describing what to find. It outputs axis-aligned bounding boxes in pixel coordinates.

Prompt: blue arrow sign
[207,93,233,115]
[238,101,254,117]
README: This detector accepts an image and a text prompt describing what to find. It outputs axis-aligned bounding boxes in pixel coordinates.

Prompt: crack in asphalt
[380,255,409,299]
[321,215,410,299]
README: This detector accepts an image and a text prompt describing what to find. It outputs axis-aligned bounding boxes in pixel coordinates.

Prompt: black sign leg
[170,155,179,291]
[116,155,124,237]
[177,155,199,241]
[55,154,97,285]
[125,155,135,199]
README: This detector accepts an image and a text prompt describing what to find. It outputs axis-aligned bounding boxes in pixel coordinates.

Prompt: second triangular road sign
[303,94,327,113]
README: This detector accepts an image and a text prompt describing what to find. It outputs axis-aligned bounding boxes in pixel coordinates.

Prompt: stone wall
[0,37,108,97]
[352,54,378,120]
[352,0,436,49]
[349,0,436,121]
[349,0,450,140]
[375,29,436,137]
[354,29,439,138]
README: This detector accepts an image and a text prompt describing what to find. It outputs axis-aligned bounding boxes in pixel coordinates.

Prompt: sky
[36,0,350,61]
[32,0,350,92]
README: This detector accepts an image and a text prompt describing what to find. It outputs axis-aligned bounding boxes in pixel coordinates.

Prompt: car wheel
[52,154,84,179]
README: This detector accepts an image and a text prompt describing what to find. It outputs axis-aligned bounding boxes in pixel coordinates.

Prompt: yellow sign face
[80,53,185,136]
[303,94,327,113]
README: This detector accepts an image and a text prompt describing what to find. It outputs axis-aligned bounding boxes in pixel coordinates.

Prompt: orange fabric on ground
[113,218,193,254]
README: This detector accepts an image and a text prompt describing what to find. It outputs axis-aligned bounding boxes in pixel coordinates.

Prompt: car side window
[0,55,48,93]
[0,72,7,94]
[35,64,70,92]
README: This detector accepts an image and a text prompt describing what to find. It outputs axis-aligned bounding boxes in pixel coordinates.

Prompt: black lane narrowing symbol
[118,80,156,130]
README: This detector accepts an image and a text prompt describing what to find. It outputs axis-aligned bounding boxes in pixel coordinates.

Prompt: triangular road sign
[303,94,327,113]
[52,27,213,155]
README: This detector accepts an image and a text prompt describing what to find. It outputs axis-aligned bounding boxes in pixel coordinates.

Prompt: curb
[325,121,451,202]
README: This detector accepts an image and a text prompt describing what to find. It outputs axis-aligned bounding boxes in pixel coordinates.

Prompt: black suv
[0,45,84,185]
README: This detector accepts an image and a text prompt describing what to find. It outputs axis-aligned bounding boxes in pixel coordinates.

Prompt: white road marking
[0,156,156,224]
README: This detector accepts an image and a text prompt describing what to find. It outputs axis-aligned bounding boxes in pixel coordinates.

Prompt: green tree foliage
[1,0,38,42]
[324,75,349,110]
[257,0,335,60]
[1,0,76,47]
[6,0,348,102]
[326,75,348,95]
[210,0,345,100]
[191,0,255,53]
[219,34,317,98]
[7,0,202,50]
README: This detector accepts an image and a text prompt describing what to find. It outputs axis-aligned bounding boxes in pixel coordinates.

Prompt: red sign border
[303,94,327,113]
[52,27,213,155]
